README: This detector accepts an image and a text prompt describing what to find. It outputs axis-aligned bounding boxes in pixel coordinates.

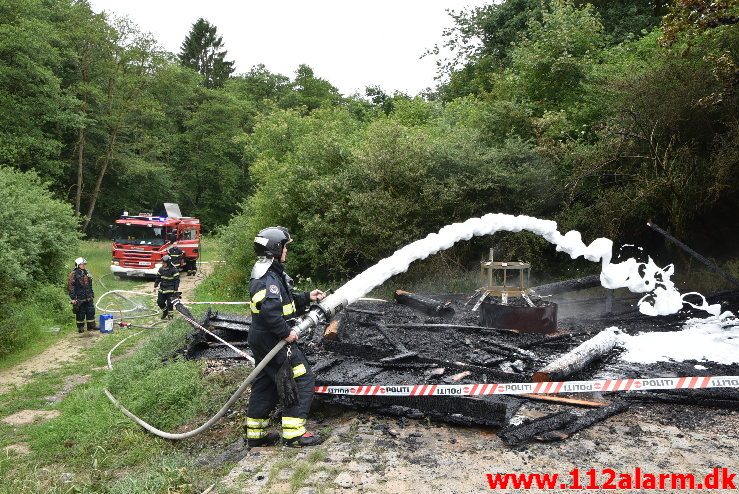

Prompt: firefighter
[168,245,185,271]
[154,255,180,319]
[68,257,97,333]
[245,226,326,447]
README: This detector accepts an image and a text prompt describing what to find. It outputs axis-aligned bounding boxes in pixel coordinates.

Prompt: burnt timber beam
[394,290,455,318]
[532,329,618,382]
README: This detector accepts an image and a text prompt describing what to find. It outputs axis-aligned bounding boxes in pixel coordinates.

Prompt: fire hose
[103,292,348,440]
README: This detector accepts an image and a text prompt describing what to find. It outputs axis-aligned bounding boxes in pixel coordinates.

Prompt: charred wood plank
[207,321,250,332]
[498,411,577,446]
[346,307,385,316]
[624,391,739,410]
[367,361,437,370]
[532,275,601,296]
[208,312,251,325]
[479,337,536,360]
[385,323,518,335]
[535,401,630,442]
[373,323,419,361]
[532,329,618,382]
[311,358,343,374]
[394,290,455,318]
[521,330,598,350]
[518,394,609,408]
[380,351,418,363]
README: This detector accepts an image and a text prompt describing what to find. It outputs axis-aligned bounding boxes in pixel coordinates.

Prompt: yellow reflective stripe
[292,364,306,378]
[246,430,267,439]
[282,417,305,428]
[251,289,267,303]
[246,418,269,428]
[282,428,305,439]
[282,301,296,316]
[250,289,267,314]
[161,290,176,293]
[161,275,177,280]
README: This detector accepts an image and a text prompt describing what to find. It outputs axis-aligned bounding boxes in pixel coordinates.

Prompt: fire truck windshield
[114,225,169,246]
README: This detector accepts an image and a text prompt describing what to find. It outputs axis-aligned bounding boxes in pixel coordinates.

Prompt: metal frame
[479,260,531,297]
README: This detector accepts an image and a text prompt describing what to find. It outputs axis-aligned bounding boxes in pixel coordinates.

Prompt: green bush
[214,96,562,293]
[0,167,78,356]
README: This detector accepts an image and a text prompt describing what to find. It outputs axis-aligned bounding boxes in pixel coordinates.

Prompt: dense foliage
[0,167,78,355]
[1,0,737,308]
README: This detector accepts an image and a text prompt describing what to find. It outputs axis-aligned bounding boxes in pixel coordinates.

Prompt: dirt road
[0,264,210,395]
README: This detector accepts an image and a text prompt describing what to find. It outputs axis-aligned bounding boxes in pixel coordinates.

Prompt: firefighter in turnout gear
[168,245,185,271]
[246,227,326,447]
[154,255,180,319]
[68,257,97,333]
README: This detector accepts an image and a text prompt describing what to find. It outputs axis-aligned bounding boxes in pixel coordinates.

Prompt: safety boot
[284,432,325,448]
[246,431,281,448]
[77,323,85,334]
[161,309,169,320]
[87,321,98,332]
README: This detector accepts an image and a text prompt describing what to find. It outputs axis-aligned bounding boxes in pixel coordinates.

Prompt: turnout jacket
[67,268,94,301]
[168,246,185,267]
[154,265,180,293]
[249,263,310,341]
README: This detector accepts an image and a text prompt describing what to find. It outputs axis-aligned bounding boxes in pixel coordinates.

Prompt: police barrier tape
[314,376,739,397]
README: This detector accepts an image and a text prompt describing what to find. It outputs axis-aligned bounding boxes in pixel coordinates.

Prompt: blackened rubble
[181,287,739,444]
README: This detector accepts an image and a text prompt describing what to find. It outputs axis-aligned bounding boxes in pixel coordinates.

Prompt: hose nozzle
[293,291,348,336]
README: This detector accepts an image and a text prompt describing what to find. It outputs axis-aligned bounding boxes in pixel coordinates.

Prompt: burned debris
[180,254,739,447]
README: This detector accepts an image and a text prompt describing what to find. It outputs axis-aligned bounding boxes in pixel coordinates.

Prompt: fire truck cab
[110,203,200,277]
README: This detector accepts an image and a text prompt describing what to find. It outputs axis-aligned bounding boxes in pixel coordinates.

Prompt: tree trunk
[75,125,85,215]
[82,124,118,232]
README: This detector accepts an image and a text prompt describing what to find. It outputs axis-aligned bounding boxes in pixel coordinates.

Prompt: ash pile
[183,285,739,447]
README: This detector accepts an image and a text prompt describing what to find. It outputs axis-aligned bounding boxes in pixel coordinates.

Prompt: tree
[279,64,342,113]
[0,0,71,182]
[508,0,606,109]
[178,18,234,88]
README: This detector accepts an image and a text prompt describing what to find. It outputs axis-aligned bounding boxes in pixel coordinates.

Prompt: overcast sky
[87,0,492,96]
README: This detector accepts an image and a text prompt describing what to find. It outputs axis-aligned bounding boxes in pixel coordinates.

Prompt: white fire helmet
[75,257,87,267]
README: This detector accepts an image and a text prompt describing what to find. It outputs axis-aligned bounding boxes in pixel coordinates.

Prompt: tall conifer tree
[178,18,234,88]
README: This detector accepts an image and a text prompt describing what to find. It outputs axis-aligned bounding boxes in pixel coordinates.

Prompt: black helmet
[254,226,292,258]
[162,255,172,264]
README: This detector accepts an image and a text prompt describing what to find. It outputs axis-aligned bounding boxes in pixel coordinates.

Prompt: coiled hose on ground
[104,336,284,440]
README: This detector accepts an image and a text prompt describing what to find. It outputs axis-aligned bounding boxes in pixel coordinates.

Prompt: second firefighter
[154,255,180,319]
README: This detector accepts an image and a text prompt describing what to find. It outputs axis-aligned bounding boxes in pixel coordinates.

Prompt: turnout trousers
[246,336,315,441]
[75,299,96,331]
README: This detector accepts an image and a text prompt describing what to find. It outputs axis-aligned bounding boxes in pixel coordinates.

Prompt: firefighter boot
[77,323,85,334]
[246,431,280,448]
[285,432,325,448]
[87,321,98,332]
[161,309,169,320]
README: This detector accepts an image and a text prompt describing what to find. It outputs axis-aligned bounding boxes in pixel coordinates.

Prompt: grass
[1,236,222,372]
[0,317,229,492]
[0,236,240,493]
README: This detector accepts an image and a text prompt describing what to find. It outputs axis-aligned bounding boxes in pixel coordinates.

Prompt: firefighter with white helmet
[245,226,326,447]
[68,257,97,333]
[154,254,180,319]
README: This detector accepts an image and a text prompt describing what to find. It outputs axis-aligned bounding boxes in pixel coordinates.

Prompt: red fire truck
[110,203,200,277]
